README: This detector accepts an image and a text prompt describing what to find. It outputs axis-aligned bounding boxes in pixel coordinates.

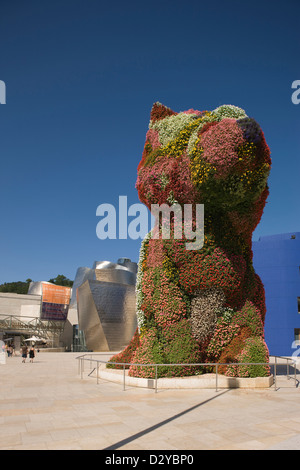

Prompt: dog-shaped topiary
[109,102,271,378]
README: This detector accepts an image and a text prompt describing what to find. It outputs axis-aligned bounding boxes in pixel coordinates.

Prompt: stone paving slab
[0,351,299,450]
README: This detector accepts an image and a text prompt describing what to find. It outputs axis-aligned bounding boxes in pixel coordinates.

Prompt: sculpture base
[97,368,274,389]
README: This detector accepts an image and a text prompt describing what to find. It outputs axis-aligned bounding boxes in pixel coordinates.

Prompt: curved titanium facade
[28,281,50,296]
[69,267,95,309]
[76,259,138,351]
[94,263,136,286]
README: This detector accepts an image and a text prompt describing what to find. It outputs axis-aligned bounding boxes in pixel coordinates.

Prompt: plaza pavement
[0,351,300,450]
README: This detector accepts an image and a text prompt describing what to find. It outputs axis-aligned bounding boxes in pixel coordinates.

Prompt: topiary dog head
[136,103,271,228]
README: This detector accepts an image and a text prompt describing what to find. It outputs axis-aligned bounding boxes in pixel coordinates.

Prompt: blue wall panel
[253,232,300,356]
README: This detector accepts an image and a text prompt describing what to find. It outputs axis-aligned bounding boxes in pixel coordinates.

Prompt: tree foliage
[0,279,32,294]
[48,274,73,287]
[0,275,73,294]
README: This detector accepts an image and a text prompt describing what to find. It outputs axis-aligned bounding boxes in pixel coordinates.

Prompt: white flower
[135,231,152,331]
[212,104,247,120]
[149,113,196,147]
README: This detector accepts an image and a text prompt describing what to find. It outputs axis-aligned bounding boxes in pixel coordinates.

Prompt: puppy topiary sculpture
[109,102,271,379]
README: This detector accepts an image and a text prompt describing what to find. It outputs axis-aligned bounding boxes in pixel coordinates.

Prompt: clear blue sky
[0,0,299,284]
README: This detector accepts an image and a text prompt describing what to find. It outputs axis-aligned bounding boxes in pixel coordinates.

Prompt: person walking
[29,345,35,363]
[21,344,28,363]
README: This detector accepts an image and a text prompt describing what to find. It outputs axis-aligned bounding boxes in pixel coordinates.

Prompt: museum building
[253,232,300,357]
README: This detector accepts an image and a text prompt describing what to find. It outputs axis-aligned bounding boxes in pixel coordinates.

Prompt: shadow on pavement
[103,389,230,450]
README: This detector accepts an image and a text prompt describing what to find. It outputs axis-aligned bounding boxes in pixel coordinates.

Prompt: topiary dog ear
[150,101,177,123]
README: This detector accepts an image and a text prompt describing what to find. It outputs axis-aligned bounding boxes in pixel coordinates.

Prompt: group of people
[21,344,36,363]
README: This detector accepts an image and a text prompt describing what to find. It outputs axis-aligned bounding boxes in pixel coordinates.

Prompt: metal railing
[0,313,65,335]
[76,354,299,393]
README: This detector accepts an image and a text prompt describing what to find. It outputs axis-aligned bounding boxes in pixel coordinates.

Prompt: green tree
[0,275,73,294]
[48,274,73,287]
[0,280,30,294]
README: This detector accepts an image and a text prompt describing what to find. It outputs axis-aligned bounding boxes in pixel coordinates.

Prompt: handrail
[0,313,65,334]
[76,354,299,393]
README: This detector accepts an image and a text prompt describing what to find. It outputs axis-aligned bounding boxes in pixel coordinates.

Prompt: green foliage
[162,320,202,377]
[0,279,32,294]
[129,327,165,378]
[129,320,201,378]
[216,307,234,323]
[227,337,270,378]
[48,274,73,287]
[0,274,73,294]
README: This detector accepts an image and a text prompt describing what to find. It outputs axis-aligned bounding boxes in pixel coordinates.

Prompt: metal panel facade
[76,259,138,351]
[77,280,137,351]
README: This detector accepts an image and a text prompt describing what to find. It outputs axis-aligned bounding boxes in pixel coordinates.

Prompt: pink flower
[201,118,245,177]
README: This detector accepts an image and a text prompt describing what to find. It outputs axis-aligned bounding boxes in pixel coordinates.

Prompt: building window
[295,329,300,341]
